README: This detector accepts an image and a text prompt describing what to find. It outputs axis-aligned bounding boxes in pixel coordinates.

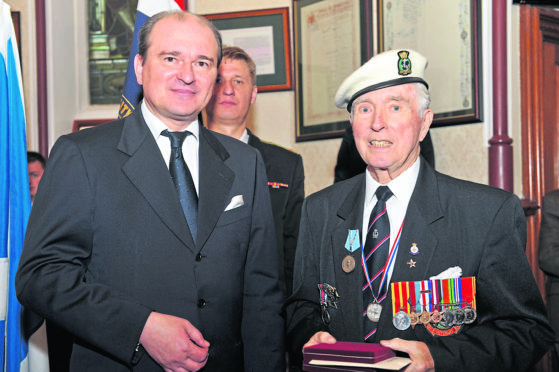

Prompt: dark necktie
[362,185,393,341]
[161,130,198,242]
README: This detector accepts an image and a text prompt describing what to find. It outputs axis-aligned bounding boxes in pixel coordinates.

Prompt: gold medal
[430,309,442,323]
[409,311,419,328]
[342,255,355,273]
[420,310,431,325]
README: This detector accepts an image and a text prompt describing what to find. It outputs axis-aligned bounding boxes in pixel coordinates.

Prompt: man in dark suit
[539,190,559,369]
[206,46,305,297]
[285,49,554,371]
[16,11,284,372]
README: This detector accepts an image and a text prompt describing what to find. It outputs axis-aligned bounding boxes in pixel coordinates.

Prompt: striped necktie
[362,185,393,341]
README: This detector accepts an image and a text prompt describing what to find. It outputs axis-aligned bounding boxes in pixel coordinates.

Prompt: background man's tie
[362,185,393,341]
[161,129,198,242]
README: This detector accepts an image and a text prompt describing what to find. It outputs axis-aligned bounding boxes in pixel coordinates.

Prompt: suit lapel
[331,176,366,338]
[391,160,443,283]
[117,111,196,251]
[197,127,235,250]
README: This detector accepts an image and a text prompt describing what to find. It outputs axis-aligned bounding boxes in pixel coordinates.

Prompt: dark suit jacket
[247,130,304,297]
[16,110,285,372]
[539,190,559,346]
[286,158,554,372]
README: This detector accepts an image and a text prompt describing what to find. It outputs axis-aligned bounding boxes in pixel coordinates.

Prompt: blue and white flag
[118,0,185,118]
[0,1,33,371]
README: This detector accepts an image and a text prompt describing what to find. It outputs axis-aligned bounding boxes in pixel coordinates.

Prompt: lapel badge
[268,182,288,189]
[407,259,416,268]
[410,243,419,255]
[344,229,360,253]
[318,283,339,309]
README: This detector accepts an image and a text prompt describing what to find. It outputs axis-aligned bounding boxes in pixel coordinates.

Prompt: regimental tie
[362,185,393,341]
[161,130,198,242]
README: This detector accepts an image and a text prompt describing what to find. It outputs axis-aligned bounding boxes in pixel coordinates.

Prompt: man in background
[17,11,284,372]
[539,190,559,370]
[26,151,45,204]
[206,46,305,297]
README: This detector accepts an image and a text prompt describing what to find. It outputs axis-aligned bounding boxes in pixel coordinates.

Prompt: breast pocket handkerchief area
[224,195,244,211]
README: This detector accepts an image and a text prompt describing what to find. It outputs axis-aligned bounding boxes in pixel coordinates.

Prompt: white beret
[334,49,429,112]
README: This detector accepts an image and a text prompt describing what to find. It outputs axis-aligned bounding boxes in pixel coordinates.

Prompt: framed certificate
[377,0,483,126]
[294,0,372,141]
[204,8,292,92]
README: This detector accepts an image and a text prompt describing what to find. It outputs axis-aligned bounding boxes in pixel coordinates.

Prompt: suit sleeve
[285,197,330,368]
[283,154,305,297]
[427,195,555,371]
[539,192,559,277]
[15,137,152,365]
[242,151,285,372]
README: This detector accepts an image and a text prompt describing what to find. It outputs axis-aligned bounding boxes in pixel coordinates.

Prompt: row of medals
[390,303,477,331]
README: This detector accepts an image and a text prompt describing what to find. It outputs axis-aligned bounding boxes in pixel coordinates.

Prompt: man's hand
[140,312,210,372]
[381,338,434,372]
[303,331,337,349]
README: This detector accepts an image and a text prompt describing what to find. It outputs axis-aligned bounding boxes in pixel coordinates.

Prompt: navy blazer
[286,158,554,371]
[16,110,285,371]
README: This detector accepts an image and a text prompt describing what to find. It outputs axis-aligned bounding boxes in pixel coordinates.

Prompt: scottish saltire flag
[118,0,186,118]
[0,1,33,371]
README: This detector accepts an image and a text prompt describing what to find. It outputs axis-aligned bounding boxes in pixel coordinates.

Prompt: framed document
[378,0,483,126]
[294,0,372,142]
[204,8,292,92]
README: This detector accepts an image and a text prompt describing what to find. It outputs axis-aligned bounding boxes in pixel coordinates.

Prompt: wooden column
[489,0,513,191]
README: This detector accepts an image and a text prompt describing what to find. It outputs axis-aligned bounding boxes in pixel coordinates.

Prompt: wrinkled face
[205,58,257,125]
[28,161,44,200]
[134,15,218,131]
[350,84,432,183]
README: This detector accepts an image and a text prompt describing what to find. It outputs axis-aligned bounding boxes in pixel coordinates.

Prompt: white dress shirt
[141,101,200,194]
[362,158,421,289]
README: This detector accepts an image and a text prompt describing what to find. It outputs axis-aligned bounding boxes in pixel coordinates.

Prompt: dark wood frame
[377,0,483,127]
[204,8,292,92]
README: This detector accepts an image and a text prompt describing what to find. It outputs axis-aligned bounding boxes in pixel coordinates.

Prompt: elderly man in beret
[285,49,554,371]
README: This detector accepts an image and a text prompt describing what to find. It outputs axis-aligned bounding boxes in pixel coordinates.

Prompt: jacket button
[198,299,206,308]
[195,253,203,261]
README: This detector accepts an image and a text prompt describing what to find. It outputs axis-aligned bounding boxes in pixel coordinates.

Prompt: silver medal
[393,310,411,330]
[366,302,383,322]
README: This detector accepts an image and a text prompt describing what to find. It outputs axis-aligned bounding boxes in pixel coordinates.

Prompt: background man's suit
[16,110,285,371]
[247,129,304,297]
[286,158,554,371]
[539,189,559,364]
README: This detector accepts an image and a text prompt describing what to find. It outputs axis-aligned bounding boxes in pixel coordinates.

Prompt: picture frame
[294,0,372,142]
[204,8,292,92]
[377,0,483,127]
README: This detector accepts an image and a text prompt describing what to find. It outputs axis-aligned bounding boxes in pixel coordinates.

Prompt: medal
[453,307,466,325]
[420,310,431,325]
[409,311,419,328]
[393,310,411,330]
[439,309,455,328]
[410,243,419,255]
[366,302,383,322]
[430,309,442,323]
[342,255,355,273]
[463,306,477,324]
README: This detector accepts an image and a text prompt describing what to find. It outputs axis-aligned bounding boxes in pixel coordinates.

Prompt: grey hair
[137,10,222,67]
